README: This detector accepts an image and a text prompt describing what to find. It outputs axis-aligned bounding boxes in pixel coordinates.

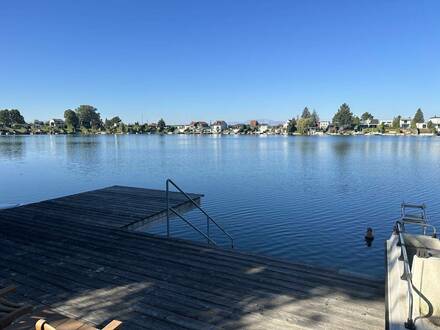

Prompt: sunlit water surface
[2,135,440,278]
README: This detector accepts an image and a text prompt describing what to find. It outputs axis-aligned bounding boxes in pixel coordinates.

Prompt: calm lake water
[2,134,440,278]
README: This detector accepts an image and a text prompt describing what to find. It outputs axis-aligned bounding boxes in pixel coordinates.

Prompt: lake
[2,134,440,278]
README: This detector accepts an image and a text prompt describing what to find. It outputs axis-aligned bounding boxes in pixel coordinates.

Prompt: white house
[379,120,393,127]
[49,119,65,128]
[416,122,427,129]
[259,124,270,133]
[211,120,228,133]
[319,121,330,130]
[399,117,412,129]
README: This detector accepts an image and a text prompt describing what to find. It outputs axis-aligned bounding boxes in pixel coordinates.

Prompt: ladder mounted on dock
[166,179,234,248]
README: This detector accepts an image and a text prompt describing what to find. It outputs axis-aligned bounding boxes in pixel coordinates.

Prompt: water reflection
[2,135,440,278]
[0,137,25,160]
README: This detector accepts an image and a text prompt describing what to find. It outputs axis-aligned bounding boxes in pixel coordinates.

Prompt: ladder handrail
[169,207,217,245]
[166,179,234,248]
[395,221,415,329]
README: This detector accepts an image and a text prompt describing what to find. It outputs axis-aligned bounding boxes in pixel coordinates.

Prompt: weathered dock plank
[0,186,384,329]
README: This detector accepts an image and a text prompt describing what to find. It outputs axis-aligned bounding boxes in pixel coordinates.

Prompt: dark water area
[2,134,440,278]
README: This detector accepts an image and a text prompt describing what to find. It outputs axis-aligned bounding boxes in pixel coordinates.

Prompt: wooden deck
[0,186,384,329]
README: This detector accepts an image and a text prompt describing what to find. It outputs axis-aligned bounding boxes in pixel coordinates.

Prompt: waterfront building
[360,118,379,129]
[249,120,259,127]
[49,119,65,128]
[33,120,44,127]
[211,120,228,133]
[429,116,440,132]
[379,119,393,127]
[258,124,269,133]
[416,122,427,129]
[399,117,412,129]
[229,123,245,134]
[319,121,330,130]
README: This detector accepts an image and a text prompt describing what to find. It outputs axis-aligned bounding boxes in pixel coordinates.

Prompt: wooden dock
[0,186,384,329]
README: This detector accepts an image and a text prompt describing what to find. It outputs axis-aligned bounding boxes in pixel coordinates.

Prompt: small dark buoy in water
[365,227,374,247]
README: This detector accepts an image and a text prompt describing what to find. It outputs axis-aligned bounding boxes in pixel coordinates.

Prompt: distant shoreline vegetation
[0,104,439,136]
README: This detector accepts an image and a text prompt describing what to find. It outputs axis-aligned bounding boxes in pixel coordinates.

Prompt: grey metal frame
[395,203,438,329]
[395,221,415,329]
[400,203,428,234]
[166,179,234,248]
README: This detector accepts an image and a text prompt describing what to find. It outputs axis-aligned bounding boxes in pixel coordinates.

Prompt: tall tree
[0,109,25,126]
[75,105,102,129]
[392,115,401,129]
[0,110,11,126]
[286,118,297,134]
[361,112,374,121]
[310,110,319,127]
[8,109,25,124]
[157,118,166,132]
[352,116,361,128]
[64,109,79,128]
[411,108,424,128]
[427,120,435,132]
[332,103,353,128]
[301,107,311,119]
[296,117,311,135]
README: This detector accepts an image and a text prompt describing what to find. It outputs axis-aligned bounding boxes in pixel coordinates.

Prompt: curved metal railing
[166,179,234,248]
[395,221,415,329]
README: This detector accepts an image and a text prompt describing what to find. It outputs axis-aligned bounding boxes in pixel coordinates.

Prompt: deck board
[0,186,384,329]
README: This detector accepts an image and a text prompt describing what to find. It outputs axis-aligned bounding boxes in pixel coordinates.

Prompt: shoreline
[1,132,438,137]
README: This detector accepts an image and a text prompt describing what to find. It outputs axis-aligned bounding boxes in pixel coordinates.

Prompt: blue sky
[1,0,439,124]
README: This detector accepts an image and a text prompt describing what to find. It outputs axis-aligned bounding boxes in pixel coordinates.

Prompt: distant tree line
[1,104,435,136]
[285,104,433,135]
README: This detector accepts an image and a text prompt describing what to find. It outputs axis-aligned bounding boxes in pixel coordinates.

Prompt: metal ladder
[166,179,234,248]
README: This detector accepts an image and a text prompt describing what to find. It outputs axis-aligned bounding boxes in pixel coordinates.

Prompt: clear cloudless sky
[1,0,439,124]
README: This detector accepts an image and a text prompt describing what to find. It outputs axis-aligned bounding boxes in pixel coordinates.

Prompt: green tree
[286,118,297,134]
[0,109,26,126]
[392,115,401,130]
[105,116,122,128]
[76,105,102,129]
[352,116,361,128]
[157,118,166,132]
[332,103,353,128]
[361,112,374,121]
[411,108,424,128]
[310,110,319,127]
[301,107,311,119]
[379,122,385,134]
[427,121,437,133]
[0,110,11,126]
[9,109,25,124]
[64,109,79,129]
[297,117,312,135]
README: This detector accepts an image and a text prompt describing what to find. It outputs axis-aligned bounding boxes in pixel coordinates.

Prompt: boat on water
[386,203,440,329]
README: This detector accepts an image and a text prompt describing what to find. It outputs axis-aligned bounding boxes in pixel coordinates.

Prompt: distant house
[360,119,379,129]
[399,117,412,129]
[211,120,228,133]
[416,122,427,129]
[258,124,269,133]
[429,116,440,132]
[191,121,209,129]
[229,124,245,133]
[379,120,393,127]
[49,119,65,128]
[319,121,330,130]
[33,120,44,127]
[249,120,259,128]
